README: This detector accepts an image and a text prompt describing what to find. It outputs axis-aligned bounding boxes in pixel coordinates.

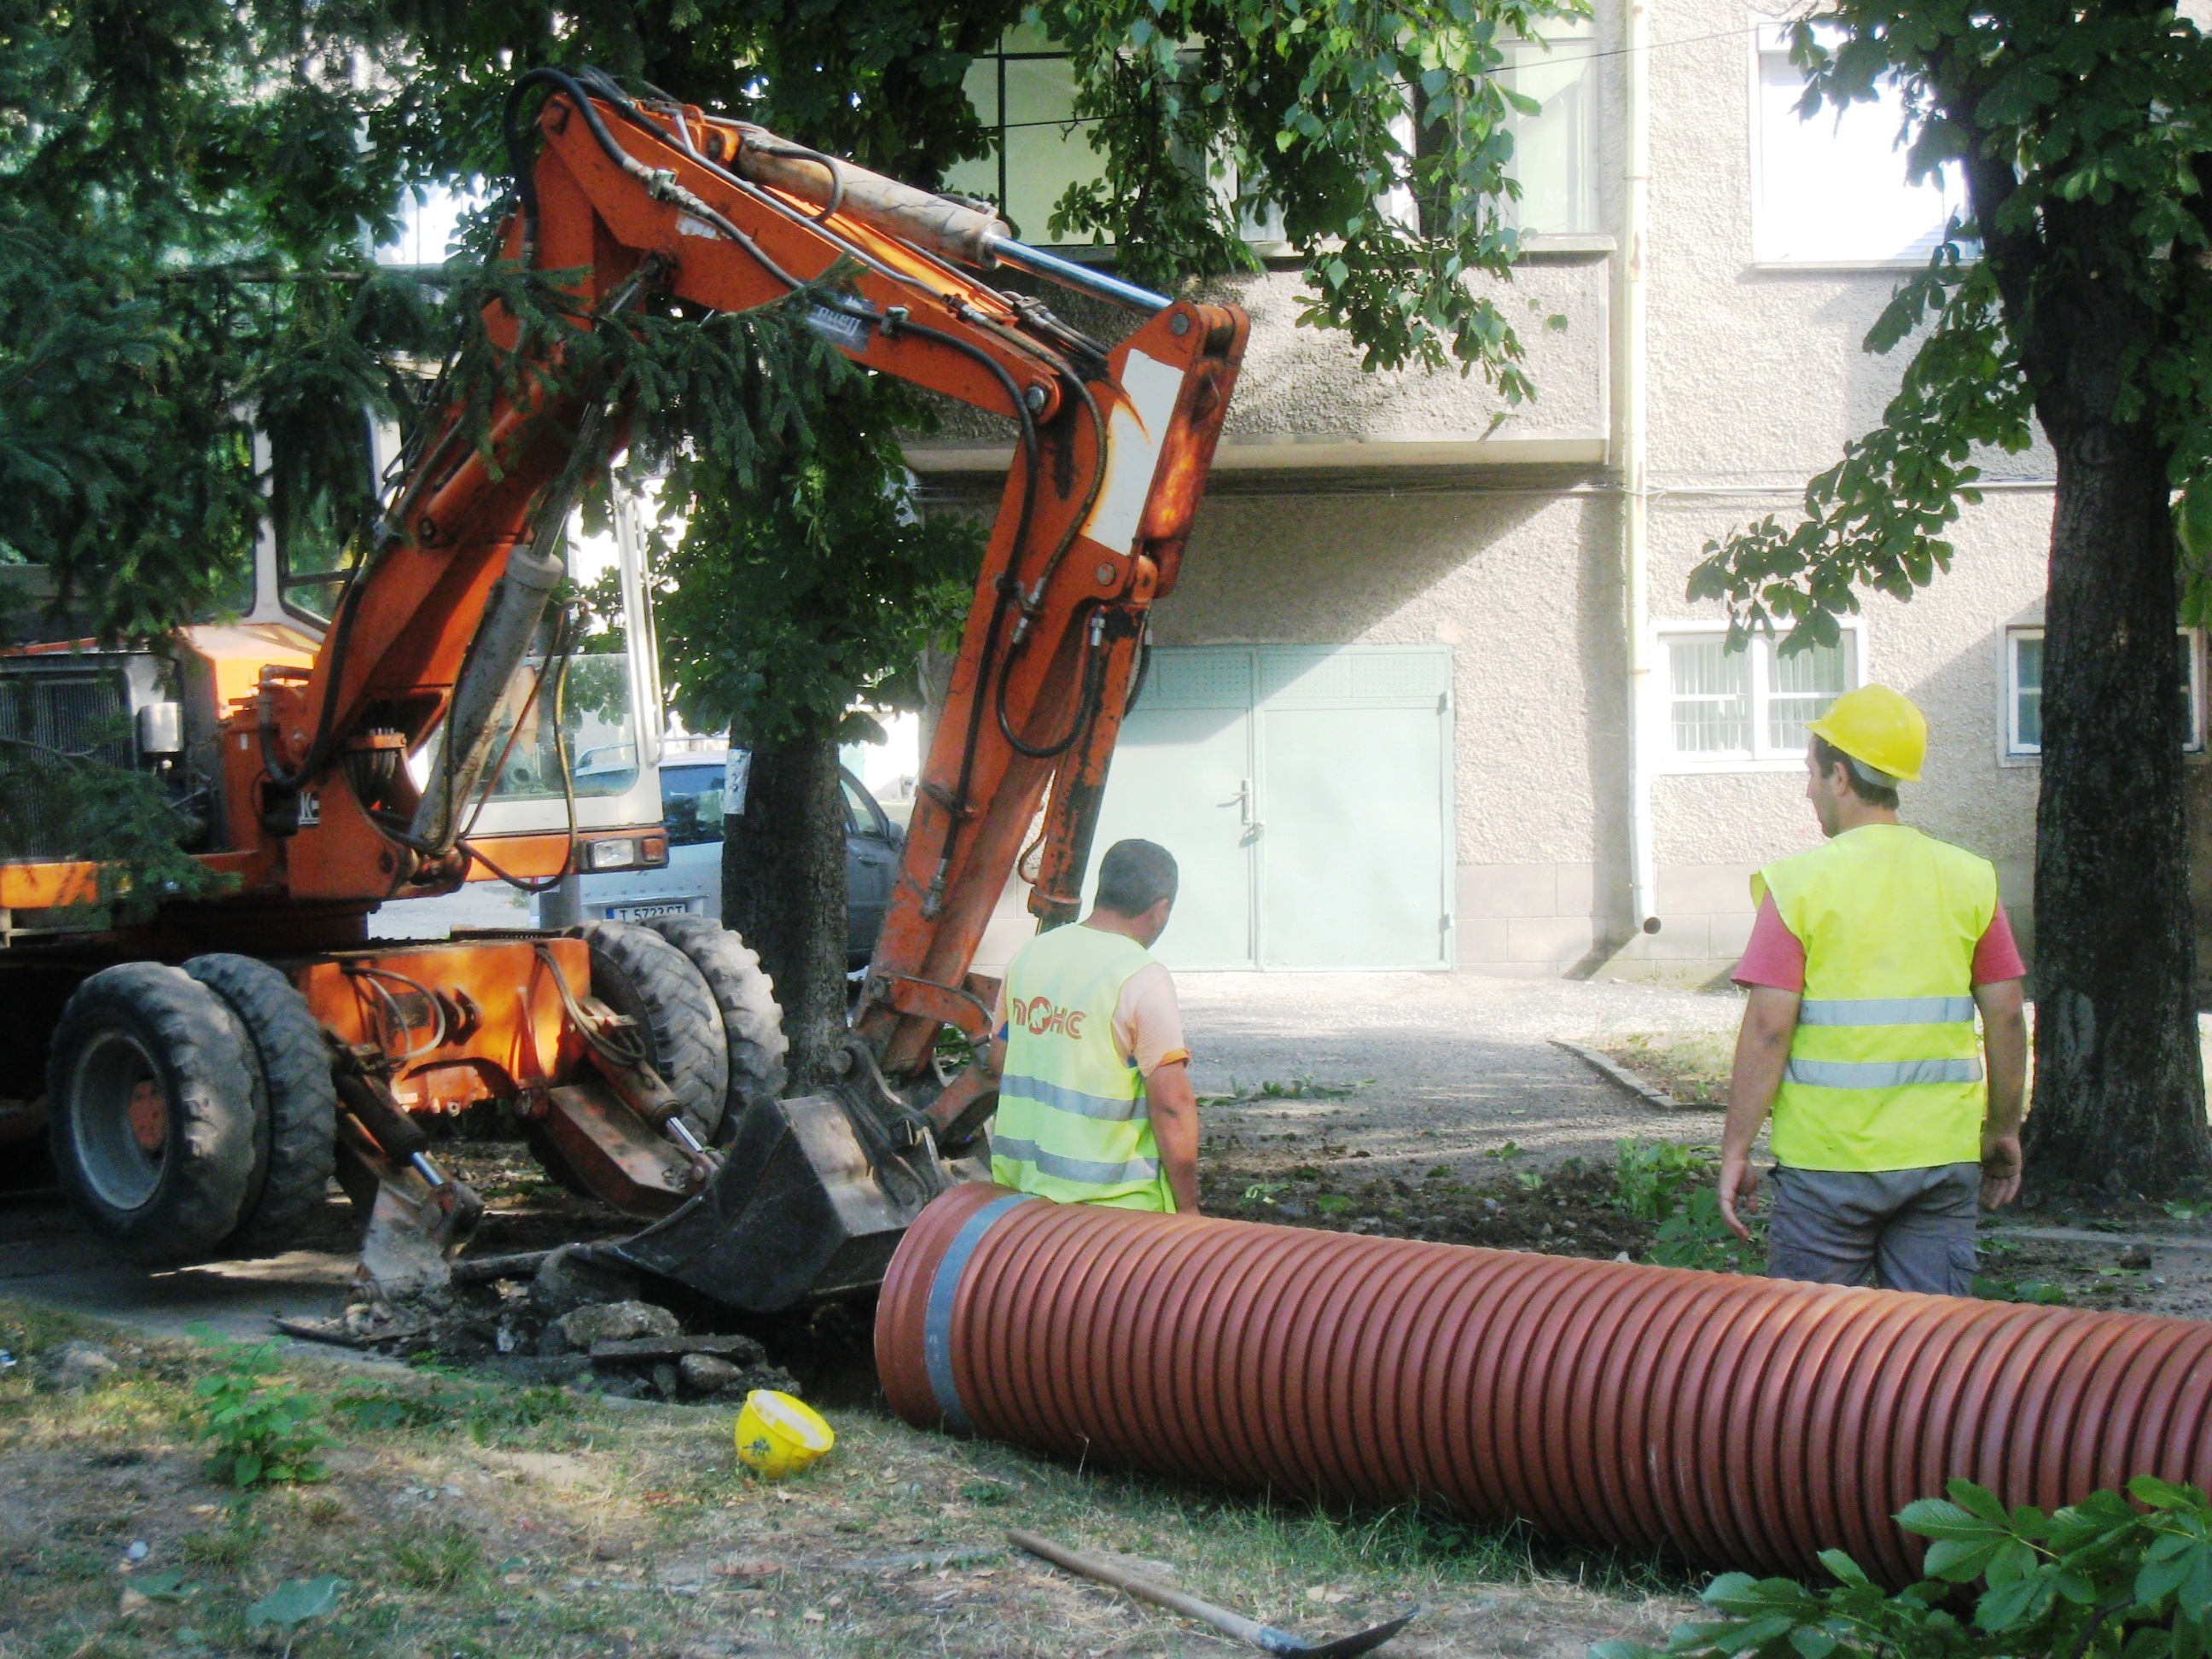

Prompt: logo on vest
[1010,995,1088,1039]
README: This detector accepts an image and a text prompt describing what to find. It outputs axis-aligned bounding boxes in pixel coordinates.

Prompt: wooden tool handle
[1007,1528,1271,1645]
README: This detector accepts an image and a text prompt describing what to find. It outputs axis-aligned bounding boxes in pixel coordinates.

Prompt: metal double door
[1085,646,1455,970]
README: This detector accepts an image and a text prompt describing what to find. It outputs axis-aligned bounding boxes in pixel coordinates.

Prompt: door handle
[1236,778,1262,833]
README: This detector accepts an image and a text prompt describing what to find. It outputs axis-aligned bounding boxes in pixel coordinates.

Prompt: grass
[0,1297,1690,1657]
[1602,1032,1735,1108]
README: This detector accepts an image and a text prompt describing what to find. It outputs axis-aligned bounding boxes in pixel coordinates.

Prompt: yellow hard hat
[1807,684,1926,783]
[734,1389,834,1479]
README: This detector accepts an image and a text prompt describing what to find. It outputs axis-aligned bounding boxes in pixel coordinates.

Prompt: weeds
[184,1329,329,1489]
[1606,1141,1764,1273]
[1647,1190,1765,1275]
[178,1511,265,1569]
[1598,1476,2212,1659]
[1199,1075,1371,1106]
[333,1381,572,1445]
[1972,1275,2069,1305]
[1611,1139,1713,1224]
[387,1526,485,1591]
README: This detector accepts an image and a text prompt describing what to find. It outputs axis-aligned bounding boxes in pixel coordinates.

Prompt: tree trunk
[722,729,848,1093]
[2025,277,2212,1196]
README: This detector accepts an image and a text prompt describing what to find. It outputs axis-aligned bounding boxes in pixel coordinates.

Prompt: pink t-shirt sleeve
[1731,893,2028,991]
[1732,894,1807,992]
[1972,905,2028,985]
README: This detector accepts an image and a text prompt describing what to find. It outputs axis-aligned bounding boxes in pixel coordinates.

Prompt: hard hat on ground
[1807,684,1926,783]
[735,1389,835,1478]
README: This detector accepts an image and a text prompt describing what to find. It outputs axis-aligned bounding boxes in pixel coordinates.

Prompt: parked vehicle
[574,752,902,966]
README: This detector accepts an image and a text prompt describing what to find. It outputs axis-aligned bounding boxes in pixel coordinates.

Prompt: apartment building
[919,13,2157,985]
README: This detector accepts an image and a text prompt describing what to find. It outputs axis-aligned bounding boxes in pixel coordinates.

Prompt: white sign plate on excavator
[1079,350,1184,556]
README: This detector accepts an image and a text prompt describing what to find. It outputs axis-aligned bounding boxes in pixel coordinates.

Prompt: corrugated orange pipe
[876,1185,2212,1583]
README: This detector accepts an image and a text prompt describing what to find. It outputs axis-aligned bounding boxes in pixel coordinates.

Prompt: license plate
[609,901,691,922]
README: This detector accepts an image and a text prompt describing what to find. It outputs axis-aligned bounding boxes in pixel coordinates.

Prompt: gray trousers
[1766,1162,1982,1296]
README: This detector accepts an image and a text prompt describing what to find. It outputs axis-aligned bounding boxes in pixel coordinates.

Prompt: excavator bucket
[607,1081,987,1312]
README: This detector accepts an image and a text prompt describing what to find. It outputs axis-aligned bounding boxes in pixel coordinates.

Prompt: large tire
[577,921,728,1140]
[183,954,337,1255]
[643,916,789,1137]
[47,963,257,1264]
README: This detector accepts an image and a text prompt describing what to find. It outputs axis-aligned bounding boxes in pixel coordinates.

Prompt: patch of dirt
[1198,1144,1660,1262]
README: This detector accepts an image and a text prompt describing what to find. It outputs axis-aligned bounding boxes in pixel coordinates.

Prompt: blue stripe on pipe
[1797,996,1977,1027]
[923,1193,1033,1435]
[1785,1057,1983,1088]
[999,1073,1149,1121]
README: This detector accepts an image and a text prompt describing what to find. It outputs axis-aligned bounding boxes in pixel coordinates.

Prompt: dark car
[578,751,904,965]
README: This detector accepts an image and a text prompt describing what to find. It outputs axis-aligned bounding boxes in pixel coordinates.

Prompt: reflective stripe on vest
[988,1135,1161,1188]
[990,923,1174,1212]
[1784,1057,1983,1089]
[998,1073,1150,1122]
[1797,996,1977,1027]
[1758,824,1998,1173]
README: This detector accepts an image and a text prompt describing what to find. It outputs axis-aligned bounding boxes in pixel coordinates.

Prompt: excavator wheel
[47,963,258,1265]
[183,954,339,1255]
[577,921,730,1140]
[642,916,789,1141]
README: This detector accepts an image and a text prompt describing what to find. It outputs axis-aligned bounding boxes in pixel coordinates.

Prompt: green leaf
[1923,1537,2003,1581]
[1947,1479,2010,1525]
[1701,1573,1761,1606]
[131,1569,193,1600]
[1815,1550,1870,1587]
[1789,1629,1839,1659]
[2134,1476,2205,1511]
[1975,1573,2047,1633]
[1898,1499,1987,1540]
[245,1576,345,1627]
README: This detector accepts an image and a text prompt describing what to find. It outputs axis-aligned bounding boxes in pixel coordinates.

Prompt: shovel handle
[1008,1529,1283,1650]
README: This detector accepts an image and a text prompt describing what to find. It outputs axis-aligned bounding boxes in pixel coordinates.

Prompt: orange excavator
[0,67,1245,1306]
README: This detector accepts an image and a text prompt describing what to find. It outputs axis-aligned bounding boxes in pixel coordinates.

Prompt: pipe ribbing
[876,1186,2212,1583]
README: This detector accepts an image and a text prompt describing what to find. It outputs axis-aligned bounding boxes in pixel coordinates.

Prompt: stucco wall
[917,0,2069,983]
[1154,483,1620,855]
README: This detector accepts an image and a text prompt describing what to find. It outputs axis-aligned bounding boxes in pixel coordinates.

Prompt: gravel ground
[1178,971,1747,1173]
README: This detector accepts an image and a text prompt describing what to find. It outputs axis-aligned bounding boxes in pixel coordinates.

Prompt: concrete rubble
[277,1243,799,1406]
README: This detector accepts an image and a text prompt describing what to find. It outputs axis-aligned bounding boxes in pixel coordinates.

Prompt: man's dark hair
[1096,839,1179,916]
[1813,735,1900,809]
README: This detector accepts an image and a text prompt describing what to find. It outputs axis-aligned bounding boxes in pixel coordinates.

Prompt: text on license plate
[610,901,690,922]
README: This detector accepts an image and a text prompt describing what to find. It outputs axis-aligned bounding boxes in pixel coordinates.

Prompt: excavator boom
[0,66,1244,1310]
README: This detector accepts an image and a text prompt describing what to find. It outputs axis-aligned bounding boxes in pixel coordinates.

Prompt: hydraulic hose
[879,1186,2212,1587]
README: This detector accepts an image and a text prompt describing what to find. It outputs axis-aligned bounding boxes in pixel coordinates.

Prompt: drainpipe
[1615,0,1659,941]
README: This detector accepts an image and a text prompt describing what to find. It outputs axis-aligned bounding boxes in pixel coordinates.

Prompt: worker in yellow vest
[1717,684,2029,1295]
[987,839,1202,1213]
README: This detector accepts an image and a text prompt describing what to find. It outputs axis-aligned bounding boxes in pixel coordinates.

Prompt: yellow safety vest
[991,923,1174,1211]
[1755,824,1999,1173]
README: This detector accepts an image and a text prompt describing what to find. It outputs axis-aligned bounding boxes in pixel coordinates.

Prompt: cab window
[661,764,726,846]
[841,771,889,840]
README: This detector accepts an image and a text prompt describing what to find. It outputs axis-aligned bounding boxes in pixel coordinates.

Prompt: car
[573,750,903,966]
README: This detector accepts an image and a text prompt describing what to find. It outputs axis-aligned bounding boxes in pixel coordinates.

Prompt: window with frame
[1500,23,1600,236]
[939,30,1109,248]
[1752,23,1968,265]
[2005,628,2203,758]
[940,26,1600,253]
[1661,627,1859,766]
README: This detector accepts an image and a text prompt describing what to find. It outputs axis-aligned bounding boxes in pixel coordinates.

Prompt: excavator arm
[0,68,1242,1312]
[268,68,1245,1057]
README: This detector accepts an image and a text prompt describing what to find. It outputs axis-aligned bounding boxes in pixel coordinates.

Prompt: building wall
[921,0,2074,983]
